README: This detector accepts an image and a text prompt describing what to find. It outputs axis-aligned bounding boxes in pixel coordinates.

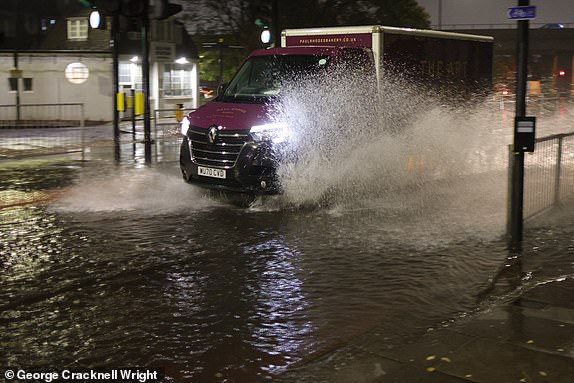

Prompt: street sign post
[509,0,532,247]
[507,6,536,20]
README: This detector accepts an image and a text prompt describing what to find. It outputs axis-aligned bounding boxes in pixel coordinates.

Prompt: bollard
[176,103,184,122]
[116,92,125,112]
[135,92,144,116]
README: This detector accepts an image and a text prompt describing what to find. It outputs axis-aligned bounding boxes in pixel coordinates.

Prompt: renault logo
[207,125,218,144]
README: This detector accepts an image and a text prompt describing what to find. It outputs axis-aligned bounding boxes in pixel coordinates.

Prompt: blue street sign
[507,6,536,20]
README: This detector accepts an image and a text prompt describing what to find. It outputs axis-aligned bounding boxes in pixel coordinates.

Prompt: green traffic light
[255,18,267,28]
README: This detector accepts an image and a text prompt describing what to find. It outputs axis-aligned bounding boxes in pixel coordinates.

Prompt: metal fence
[520,132,574,219]
[0,103,86,159]
[0,104,192,161]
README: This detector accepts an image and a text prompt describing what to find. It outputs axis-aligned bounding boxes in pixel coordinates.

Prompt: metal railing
[0,103,85,128]
[519,132,574,219]
[0,103,86,159]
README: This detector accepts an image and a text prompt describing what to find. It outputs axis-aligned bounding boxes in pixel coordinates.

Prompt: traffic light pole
[272,0,280,47]
[142,0,152,163]
[509,0,530,247]
[112,13,120,161]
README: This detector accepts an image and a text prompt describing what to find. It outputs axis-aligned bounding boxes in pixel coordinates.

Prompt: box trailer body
[283,25,493,97]
[180,25,493,194]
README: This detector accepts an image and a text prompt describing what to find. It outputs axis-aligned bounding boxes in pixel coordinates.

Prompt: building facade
[448,27,574,97]
[0,0,199,122]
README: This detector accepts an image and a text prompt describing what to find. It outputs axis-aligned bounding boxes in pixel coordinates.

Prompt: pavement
[277,276,574,383]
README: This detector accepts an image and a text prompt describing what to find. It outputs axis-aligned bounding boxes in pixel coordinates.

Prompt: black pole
[14,51,20,123]
[272,0,280,47]
[112,13,120,162]
[218,42,223,88]
[515,0,529,118]
[131,88,136,138]
[509,0,529,246]
[438,0,442,30]
[142,3,152,164]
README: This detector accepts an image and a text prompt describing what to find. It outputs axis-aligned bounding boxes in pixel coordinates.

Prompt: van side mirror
[217,83,228,96]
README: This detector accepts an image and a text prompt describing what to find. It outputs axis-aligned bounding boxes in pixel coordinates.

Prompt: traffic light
[559,69,566,77]
[120,0,146,17]
[260,27,271,44]
[90,0,181,19]
[94,0,121,15]
[153,0,183,20]
[255,18,271,45]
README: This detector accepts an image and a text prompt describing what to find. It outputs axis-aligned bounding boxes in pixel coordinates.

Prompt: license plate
[198,166,226,179]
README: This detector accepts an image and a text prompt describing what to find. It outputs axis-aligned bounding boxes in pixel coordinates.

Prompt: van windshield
[220,55,331,103]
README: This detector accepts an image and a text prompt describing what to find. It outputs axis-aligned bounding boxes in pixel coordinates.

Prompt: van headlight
[250,122,289,143]
[180,116,190,136]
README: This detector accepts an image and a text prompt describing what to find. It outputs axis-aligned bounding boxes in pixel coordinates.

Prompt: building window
[119,62,142,89]
[23,78,33,92]
[67,18,88,40]
[8,78,18,92]
[65,62,89,84]
[163,65,193,96]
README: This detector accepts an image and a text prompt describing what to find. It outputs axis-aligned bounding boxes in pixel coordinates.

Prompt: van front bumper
[179,137,280,195]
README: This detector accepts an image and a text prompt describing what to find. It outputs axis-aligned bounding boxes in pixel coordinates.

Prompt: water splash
[51,167,219,214]
[254,70,511,239]
[265,71,506,204]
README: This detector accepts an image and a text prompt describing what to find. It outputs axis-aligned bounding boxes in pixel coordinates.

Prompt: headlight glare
[250,122,289,143]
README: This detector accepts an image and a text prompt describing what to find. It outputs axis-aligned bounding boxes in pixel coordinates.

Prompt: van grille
[188,126,249,168]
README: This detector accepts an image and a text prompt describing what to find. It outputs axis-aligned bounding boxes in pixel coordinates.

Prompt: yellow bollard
[116,93,125,111]
[175,103,184,122]
[134,92,144,116]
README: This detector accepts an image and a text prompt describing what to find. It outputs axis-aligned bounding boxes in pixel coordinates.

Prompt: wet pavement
[276,273,574,383]
[271,200,574,383]
[1,122,574,383]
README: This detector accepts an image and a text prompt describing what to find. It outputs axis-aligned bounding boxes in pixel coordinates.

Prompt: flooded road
[2,151,573,383]
[2,97,574,382]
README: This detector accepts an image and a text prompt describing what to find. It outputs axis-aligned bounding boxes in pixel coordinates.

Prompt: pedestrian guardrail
[0,103,85,128]
[519,132,574,219]
[0,103,86,159]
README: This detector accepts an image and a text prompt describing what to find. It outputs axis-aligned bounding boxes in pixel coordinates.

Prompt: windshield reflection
[222,55,331,102]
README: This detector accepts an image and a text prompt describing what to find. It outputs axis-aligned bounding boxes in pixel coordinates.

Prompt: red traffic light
[559,69,566,77]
